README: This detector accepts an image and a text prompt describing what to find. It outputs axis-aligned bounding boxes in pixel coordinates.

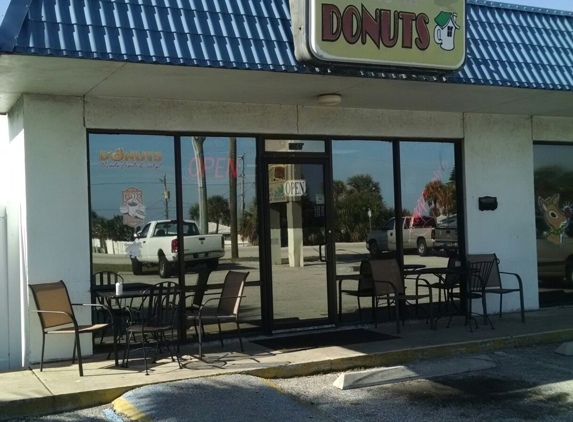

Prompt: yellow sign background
[309,0,466,70]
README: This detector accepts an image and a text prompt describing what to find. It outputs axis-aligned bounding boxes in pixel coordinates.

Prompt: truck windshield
[153,222,200,236]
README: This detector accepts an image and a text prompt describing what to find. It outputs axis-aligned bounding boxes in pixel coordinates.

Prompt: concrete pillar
[269,204,282,265]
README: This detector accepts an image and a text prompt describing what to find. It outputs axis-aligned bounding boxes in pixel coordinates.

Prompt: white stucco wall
[0,114,9,369]
[533,117,573,142]
[85,97,464,139]
[14,95,90,365]
[4,93,568,369]
[464,113,539,312]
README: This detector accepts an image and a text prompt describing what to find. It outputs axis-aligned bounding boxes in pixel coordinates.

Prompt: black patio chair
[366,258,433,333]
[338,260,375,322]
[467,253,525,323]
[122,281,182,375]
[186,271,249,358]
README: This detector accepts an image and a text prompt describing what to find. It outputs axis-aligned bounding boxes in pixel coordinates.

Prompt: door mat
[251,329,400,351]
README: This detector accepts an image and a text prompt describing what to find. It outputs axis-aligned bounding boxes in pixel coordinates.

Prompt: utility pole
[229,138,238,259]
[160,173,170,219]
[239,154,245,214]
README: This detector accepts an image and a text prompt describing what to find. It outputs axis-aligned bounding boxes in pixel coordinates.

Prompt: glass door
[263,151,335,330]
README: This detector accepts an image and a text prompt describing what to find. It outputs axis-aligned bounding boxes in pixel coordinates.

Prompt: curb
[1,328,572,420]
[245,328,573,379]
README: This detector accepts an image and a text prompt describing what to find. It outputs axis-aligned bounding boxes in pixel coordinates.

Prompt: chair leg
[394,297,401,335]
[499,294,503,318]
[217,321,224,347]
[198,319,203,359]
[374,298,378,329]
[519,289,525,323]
[122,329,132,367]
[72,336,77,364]
[338,290,343,322]
[40,333,46,372]
[140,331,149,375]
[482,294,494,329]
[236,321,244,353]
[75,332,84,377]
[357,296,363,321]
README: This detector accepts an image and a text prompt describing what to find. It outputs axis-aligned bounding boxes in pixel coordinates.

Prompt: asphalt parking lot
[8,343,573,422]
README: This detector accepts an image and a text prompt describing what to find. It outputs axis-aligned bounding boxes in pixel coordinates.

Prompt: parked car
[130,220,225,278]
[433,216,458,254]
[366,216,436,257]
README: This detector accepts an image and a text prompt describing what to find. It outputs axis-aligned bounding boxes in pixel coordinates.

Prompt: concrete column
[269,204,282,265]
[287,164,304,267]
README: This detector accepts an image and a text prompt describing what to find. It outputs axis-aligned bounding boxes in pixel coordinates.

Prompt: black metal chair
[338,260,375,322]
[122,281,182,375]
[92,271,128,343]
[186,271,249,358]
[467,253,525,323]
[184,268,213,314]
[367,258,433,333]
[449,258,496,331]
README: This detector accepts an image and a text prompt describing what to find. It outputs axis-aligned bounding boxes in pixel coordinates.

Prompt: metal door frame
[258,139,337,334]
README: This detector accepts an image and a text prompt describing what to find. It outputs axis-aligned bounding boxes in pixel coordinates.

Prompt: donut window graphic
[120,187,146,227]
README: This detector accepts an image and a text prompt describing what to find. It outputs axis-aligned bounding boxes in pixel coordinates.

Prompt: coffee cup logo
[434,12,459,51]
[121,187,146,227]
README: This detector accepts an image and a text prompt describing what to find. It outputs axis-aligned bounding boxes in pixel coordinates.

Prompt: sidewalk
[1,306,573,420]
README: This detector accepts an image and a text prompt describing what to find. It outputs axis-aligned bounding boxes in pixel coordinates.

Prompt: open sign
[284,180,307,197]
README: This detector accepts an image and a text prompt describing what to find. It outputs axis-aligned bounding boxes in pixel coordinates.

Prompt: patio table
[407,266,481,330]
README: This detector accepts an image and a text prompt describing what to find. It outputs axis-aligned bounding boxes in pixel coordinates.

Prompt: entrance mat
[251,329,400,351]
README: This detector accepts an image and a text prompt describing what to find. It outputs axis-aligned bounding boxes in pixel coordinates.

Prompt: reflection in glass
[533,144,573,300]
[89,133,176,278]
[267,163,328,326]
[181,137,261,326]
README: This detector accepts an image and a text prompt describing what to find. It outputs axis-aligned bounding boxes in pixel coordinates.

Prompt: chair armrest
[338,277,361,291]
[197,296,246,318]
[371,280,399,295]
[499,271,523,290]
[414,277,432,291]
[31,309,78,329]
[72,302,114,320]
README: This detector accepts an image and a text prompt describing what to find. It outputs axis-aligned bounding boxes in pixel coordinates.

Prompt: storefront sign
[99,148,162,170]
[284,180,307,197]
[290,0,466,72]
[120,187,146,227]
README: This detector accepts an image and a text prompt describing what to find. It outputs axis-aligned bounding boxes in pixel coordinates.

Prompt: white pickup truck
[366,216,436,257]
[129,220,225,278]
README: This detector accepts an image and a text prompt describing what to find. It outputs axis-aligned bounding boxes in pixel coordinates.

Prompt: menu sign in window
[290,0,466,72]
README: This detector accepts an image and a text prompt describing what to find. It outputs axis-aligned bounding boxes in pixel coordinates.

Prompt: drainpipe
[0,204,9,370]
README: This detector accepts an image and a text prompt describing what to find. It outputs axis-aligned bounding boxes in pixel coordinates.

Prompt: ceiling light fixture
[317,93,342,106]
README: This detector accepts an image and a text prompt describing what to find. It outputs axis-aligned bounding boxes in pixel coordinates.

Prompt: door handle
[319,243,329,263]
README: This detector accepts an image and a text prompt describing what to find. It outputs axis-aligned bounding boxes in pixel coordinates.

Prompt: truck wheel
[369,240,380,257]
[159,256,172,279]
[417,239,429,257]
[206,259,219,271]
[131,257,143,275]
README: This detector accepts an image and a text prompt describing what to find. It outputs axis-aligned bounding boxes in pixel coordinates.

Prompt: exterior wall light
[317,94,342,106]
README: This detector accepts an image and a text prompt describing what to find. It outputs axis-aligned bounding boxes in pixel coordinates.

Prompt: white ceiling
[0,54,571,117]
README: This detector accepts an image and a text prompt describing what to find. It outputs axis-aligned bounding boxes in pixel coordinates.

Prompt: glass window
[533,144,573,304]
[332,140,395,322]
[181,136,261,326]
[89,133,176,275]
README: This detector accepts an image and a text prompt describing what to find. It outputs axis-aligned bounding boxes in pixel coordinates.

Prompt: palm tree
[423,180,445,218]
[189,203,200,220]
[239,197,258,245]
[208,195,230,233]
